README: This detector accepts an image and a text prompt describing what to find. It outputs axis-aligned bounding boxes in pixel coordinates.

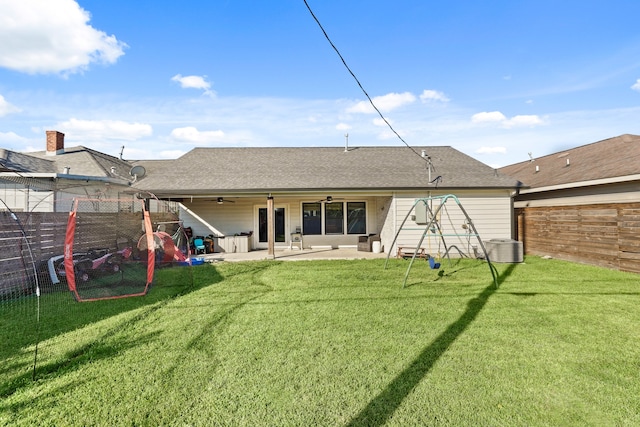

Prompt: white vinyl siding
[180,199,255,238]
[389,190,512,257]
[180,196,380,249]
[514,181,640,208]
[177,191,513,255]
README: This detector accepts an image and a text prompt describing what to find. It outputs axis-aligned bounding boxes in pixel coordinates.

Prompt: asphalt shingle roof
[499,134,640,188]
[132,146,519,195]
[0,149,56,173]
[27,146,133,178]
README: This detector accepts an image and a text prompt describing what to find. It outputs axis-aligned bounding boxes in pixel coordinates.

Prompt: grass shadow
[2,261,278,400]
[1,278,196,397]
[1,328,161,399]
[0,263,225,382]
[505,291,640,296]
[185,262,275,352]
[346,262,519,426]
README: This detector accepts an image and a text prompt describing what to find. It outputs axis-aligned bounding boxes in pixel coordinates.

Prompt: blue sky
[1,0,640,167]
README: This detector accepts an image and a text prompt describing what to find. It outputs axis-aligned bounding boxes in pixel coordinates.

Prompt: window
[302,202,321,235]
[346,202,366,234]
[325,202,344,234]
[274,208,286,242]
[302,201,367,235]
[259,207,286,242]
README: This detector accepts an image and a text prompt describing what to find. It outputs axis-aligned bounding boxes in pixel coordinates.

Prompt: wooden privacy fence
[0,211,178,295]
[516,203,640,273]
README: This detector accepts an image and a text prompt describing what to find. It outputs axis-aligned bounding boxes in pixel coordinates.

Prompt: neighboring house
[499,134,640,273]
[132,145,520,255]
[0,131,142,297]
[0,131,135,212]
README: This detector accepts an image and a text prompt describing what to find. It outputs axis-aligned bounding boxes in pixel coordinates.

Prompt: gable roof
[132,146,519,196]
[499,134,640,189]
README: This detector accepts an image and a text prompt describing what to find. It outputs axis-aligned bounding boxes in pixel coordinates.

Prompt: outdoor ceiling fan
[216,197,235,204]
[316,196,344,203]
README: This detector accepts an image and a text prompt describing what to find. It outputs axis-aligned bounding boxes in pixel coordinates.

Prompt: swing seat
[428,256,441,269]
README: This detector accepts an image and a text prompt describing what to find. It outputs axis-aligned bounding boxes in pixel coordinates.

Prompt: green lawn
[1,256,639,426]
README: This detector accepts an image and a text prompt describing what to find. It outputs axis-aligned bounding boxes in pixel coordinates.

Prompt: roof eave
[518,173,640,194]
[0,171,131,186]
[133,185,519,199]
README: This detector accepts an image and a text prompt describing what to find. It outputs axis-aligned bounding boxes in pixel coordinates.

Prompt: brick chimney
[46,130,65,155]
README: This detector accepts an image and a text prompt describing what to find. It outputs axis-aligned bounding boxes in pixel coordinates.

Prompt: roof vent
[535,165,540,173]
[63,166,70,174]
[566,158,570,167]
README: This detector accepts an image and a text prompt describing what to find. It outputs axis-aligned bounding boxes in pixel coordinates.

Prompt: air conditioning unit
[485,239,523,263]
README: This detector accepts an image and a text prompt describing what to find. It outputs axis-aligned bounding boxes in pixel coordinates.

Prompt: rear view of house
[132,145,520,256]
[1,132,521,259]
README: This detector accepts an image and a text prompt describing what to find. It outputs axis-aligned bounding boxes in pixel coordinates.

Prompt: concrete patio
[196,247,389,263]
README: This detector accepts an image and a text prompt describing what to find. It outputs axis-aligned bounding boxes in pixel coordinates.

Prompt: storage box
[357,234,380,252]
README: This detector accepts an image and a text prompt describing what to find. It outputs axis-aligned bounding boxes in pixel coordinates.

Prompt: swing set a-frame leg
[386,195,499,289]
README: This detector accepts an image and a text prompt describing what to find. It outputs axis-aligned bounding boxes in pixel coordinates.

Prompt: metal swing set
[384,194,498,288]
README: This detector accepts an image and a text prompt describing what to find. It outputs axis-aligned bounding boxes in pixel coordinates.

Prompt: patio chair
[193,238,206,255]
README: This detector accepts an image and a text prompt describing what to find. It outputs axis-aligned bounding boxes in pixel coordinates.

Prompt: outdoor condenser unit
[484,239,523,263]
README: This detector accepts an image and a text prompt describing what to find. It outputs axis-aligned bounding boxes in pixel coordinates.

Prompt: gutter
[54,173,131,185]
[133,186,520,199]
[0,171,131,185]
[517,173,640,195]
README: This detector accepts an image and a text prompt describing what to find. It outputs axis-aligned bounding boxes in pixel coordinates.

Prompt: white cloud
[0,0,126,75]
[0,131,28,145]
[471,111,507,124]
[632,79,640,92]
[471,111,544,128]
[476,146,507,155]
[0,95,20,116]
[57,118,152,140]
[505,115,544,128]
[377,128,406,140]
[346,92,416,114]
[419,89,449,103]
[170,126,225,144]
[372,117,390,127]
[171,74,215,97]
[7,85,630,167]
[335,123,351,131]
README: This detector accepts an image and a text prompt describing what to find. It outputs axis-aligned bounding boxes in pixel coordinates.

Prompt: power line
[302,0,429,163]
